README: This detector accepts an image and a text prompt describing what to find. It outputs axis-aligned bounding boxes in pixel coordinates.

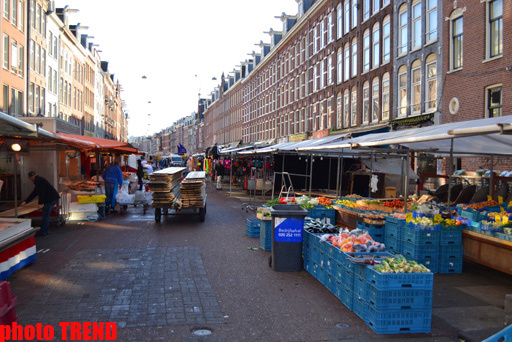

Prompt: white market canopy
[298,116,512,156]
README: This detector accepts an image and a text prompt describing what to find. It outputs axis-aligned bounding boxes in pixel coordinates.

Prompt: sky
[54,0,299,138]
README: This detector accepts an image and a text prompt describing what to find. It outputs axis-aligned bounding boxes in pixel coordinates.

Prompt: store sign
[312,129,330,140]
[274,217,304,243]
[289,133,308,142]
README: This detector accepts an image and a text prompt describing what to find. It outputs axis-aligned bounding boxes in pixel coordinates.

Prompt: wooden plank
[0,202,40,218]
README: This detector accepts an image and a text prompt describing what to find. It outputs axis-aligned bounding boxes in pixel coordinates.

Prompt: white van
[170,154,184,167]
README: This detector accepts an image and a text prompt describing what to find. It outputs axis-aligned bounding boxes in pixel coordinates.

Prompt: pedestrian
[215,161,224,190]
[102,161,124,213]
[20,171,60,237]
[137,159,144,191]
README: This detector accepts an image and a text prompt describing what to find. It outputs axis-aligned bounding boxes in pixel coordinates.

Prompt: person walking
[102,161,124,213]
[20,171,60,237]
[215,161,224,190]
[137,159,144,191]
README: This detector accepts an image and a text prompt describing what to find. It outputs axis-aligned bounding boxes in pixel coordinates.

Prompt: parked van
[170,154,184,167]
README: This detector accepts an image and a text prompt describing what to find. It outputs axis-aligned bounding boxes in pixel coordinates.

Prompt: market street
[7,186,512,342]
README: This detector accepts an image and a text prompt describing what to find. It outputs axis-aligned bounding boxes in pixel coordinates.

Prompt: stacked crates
[246,218,261,238]
[259,220,272,251]
[439,227,463,273]
[307,206,336,224]
[384,216,405,254]
[357,221,385,243]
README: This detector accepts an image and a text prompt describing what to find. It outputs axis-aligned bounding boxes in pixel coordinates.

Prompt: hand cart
[119,199,150,214]
[153,194,207,223]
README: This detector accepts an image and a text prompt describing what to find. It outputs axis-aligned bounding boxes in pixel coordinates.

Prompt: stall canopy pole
[14,155,18,217]
[309,154,313,197]
[403,152,410,213]
[369,152,374,197]
[490,155,494,198]
[328,157,332,193]
[447,138,454,204]
[336,155,341,201]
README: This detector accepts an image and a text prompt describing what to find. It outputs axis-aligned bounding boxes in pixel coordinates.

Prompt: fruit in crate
[462,200,499,210]
[329,233,386,253]
[373,254,431,273]
[316,197,332,206]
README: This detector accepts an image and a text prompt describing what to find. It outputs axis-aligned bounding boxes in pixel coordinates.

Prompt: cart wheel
[268,255,272,268]
[143,204,148,214]
[155,208,161,222]
[163,208,169,215]
[122,205,128,211]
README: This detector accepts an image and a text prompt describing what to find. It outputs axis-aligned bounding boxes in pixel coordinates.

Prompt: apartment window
[321,20,326,48]
[425,54,437,112]
[372,77,379,122]
[53,36,58,57]
[41,89,45,116]
[399,4,408,55]
[488,0,503,58]
[351,38,357,77]
[327,55,333,85]
[3,0,9,19]
[320,100,326,130]
[53,70,57,93]
[426,0,437,43]
[337,5,343,39]
[12,0,17,26]
[363,0,370,21]
[398,65,408,117]
[487,86,502,118]
[337,48,342,84]
[320,59,325,88]
[17,45,23,77]
[344,0,350,34]
[363,81,370,123]
[373,0,380,14]
[41,48,46,76]
[2,85,8,113]
[312,103,318,131]
[363,30,370,72]
[372,23,380,68]
[327,13,333,43]
[451,15,463,70]
[412,1,421,49]
[383,0,390,6]
[351,87,357,126]
[344,89,350,127]
[352,0,358,29]
[3,35,8,69]
[19,1,24,31]
[344,43,350,81]
[29,0,34,29]
[10,40,17,73]
[411,60,421,114]
[35,4,40,32]
[48,67,53,92]
[383,16,391,63]
[313,64,317,92]
[327,97,332,129]
[27,83,32,112]
[337,92,342,129]
[313,26,318,54]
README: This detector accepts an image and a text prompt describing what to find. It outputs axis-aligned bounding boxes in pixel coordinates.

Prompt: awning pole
[404,152,410,213]
[309,153,313,197]
[447,139,454,204]
[14,154,18,217]
[336,155,341,201]
[490,155,494,198]
[369,152,374,198]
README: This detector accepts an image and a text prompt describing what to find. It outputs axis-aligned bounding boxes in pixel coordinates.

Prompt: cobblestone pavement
[18,247,224,329]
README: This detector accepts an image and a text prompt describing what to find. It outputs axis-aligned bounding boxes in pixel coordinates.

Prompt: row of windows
[29,39,45,76]
[59,79,83,111]
[2,85,23,116]
[397,0,438,57]
[29,0,46,37]
[28,81,45,115]
[337,0,390,40]
[3,0,25,31]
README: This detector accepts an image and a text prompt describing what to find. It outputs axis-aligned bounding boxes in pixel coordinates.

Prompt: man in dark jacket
[137,159,144,191]
[20,171,60,236]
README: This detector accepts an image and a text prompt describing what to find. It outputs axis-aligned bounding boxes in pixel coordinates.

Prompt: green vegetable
[265,198,281,207]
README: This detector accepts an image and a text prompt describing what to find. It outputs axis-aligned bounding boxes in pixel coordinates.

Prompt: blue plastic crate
[354,275,369,300]
[440,230,463,245]
[307,206,336,224]
[366,307,432,334]
[440,245,463,259]
[332,259,344,282]
[402,241,440,261]
[367,266,434,290]
[384,235,402,254]
[414,257,439,274]
[407,222,442,231]
[366,284,433,311]
[340,265,355,290]
[339,283,354,311]
[385,217,405,240]
[439,256,463,274]
[259,220,272,251]
[461,208,483,222]
[353,296,368,321]
[246,218,261,227]
[402,228,440,245]
[483,322,512,341]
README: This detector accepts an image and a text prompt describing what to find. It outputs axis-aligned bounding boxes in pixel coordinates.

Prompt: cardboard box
[256,207,272,221]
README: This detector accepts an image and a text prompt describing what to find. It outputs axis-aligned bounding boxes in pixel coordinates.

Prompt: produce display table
[462,229,512,275]
[0,202,39,218]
